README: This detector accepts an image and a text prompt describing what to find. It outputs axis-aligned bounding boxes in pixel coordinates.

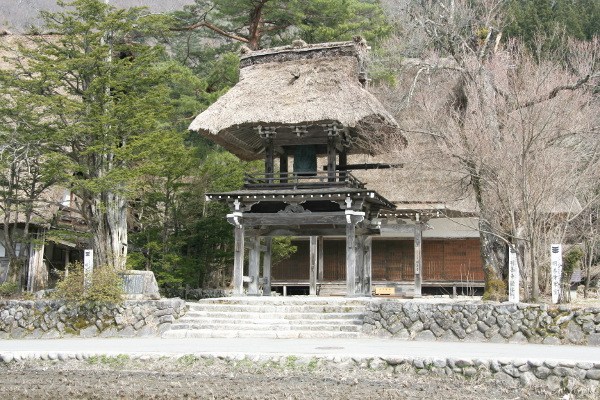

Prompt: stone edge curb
[1,350,599,394]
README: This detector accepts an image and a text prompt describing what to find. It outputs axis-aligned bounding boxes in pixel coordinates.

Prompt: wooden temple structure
[189,38,429,297]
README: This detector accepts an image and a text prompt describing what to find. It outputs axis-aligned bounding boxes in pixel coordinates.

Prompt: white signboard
[551,244,562,304]
[84,249,93,290]
[508,246,519,303]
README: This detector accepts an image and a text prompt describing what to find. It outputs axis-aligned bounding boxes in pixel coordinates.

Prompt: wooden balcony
[243,171,366,190]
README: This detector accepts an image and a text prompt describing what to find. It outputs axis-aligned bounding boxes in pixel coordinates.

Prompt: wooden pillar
[279,153,288,183]
[339,151,347,182]
[309,236,318,295]
[318,236,324,283]
[233,225,245,296]
[248,236,260,295]
[346,221,356,297]
[262,237,272,296]
[327,137,336,182]
[265,138,274,175]
[355,235,365,295]
[414,221,423,298]
[364,236,372,297]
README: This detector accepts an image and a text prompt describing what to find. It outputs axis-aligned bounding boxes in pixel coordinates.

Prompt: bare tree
[375,0,600,299]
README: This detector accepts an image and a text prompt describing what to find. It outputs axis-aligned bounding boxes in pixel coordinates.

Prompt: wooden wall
[272,238,483,282]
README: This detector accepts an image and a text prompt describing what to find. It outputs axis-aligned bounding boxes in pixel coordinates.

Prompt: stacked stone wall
[164,288,233,300]
[363,300,600,345]
[0,351,599,394]
[0,299,186,339]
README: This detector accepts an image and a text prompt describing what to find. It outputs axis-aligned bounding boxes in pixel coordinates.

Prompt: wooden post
[364,236,372,297]
[327,137,336,182]
[262,237,272,296]
[346,221,356,297]
[310,236,318,295]
[233,225,245,296]
[265,138,274,175]
[318,236,324,283]
[280,153,288,183]
[355,235,365,295]
[414,222,423,298]
[339,151,347,182]
[248,236,260,295]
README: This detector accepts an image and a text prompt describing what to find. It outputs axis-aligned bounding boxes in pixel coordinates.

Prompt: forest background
[1,0,599,300]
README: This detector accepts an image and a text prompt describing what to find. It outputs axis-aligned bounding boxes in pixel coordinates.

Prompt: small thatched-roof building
[189,38,489,298]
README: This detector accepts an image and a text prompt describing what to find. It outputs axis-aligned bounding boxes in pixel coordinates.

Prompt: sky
[0,0,197,32]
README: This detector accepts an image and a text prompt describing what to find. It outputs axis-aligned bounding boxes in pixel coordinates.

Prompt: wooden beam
[248,236,260,295]
[346,221,356,297]
[242,213,350,226]
[322,163,404,171]
[233,226,245,296]
[265,138,274,175]
[327,137,336,182]
[309,236,318,295]
[339,151,347,183]
[262,237,272,296]
[318,236,324,283]
[379,224,416,233]
[279,153,288,184]
[355,235,365,295]
[244,227,380,237]
[364,236,372,297]
[414,222,423,297]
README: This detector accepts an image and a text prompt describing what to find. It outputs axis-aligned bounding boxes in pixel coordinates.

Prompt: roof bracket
[322,122,344,137]
[292,125,308,137]
[255,125,278,138]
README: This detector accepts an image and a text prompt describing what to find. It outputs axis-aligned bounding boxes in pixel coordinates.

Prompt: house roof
[188,38,405,161]
[341,153,478,215]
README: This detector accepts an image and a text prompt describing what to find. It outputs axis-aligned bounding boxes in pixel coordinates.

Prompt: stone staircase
[162,297,367,339]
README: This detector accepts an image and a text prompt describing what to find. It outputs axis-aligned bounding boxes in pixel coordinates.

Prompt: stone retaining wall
[0,299,186,339]
[0,351,598,394]
[363,300,600,345]
[164,288,233,300]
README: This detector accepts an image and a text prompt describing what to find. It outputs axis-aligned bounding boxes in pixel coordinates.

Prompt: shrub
[0,281,19,298]
[482,264,507,301]
[483,279,507,301]
[53,262,124,304]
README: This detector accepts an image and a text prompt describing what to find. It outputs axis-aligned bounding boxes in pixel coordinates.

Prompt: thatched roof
[189,38,404,161]
[326,154,478,215]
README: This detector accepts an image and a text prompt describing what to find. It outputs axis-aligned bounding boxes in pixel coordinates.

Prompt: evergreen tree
[0,0,176,270]
[505,0,600,47]
[171,0,391,51]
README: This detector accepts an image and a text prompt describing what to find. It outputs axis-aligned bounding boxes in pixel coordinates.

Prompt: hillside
[0,0,196,33]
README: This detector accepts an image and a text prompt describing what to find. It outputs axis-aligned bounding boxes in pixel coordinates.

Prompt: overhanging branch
[171,22,249,44]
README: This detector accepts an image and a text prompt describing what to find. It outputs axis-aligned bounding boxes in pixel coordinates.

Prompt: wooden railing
[243,171,366,190]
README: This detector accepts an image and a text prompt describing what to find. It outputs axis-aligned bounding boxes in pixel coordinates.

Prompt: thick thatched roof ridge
[239,38,368,69]
[189,39,403,161]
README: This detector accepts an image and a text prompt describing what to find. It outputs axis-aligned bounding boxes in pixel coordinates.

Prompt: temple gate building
[188,38,483,297]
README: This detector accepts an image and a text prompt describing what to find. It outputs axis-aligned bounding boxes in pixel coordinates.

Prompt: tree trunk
[90,191,128,270]
[479,216,507,284]
[249,1,267,50]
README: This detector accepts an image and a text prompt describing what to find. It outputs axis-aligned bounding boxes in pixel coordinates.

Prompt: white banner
[508,246,519,303]
[84,249,93,290]
[551,244,562,304]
